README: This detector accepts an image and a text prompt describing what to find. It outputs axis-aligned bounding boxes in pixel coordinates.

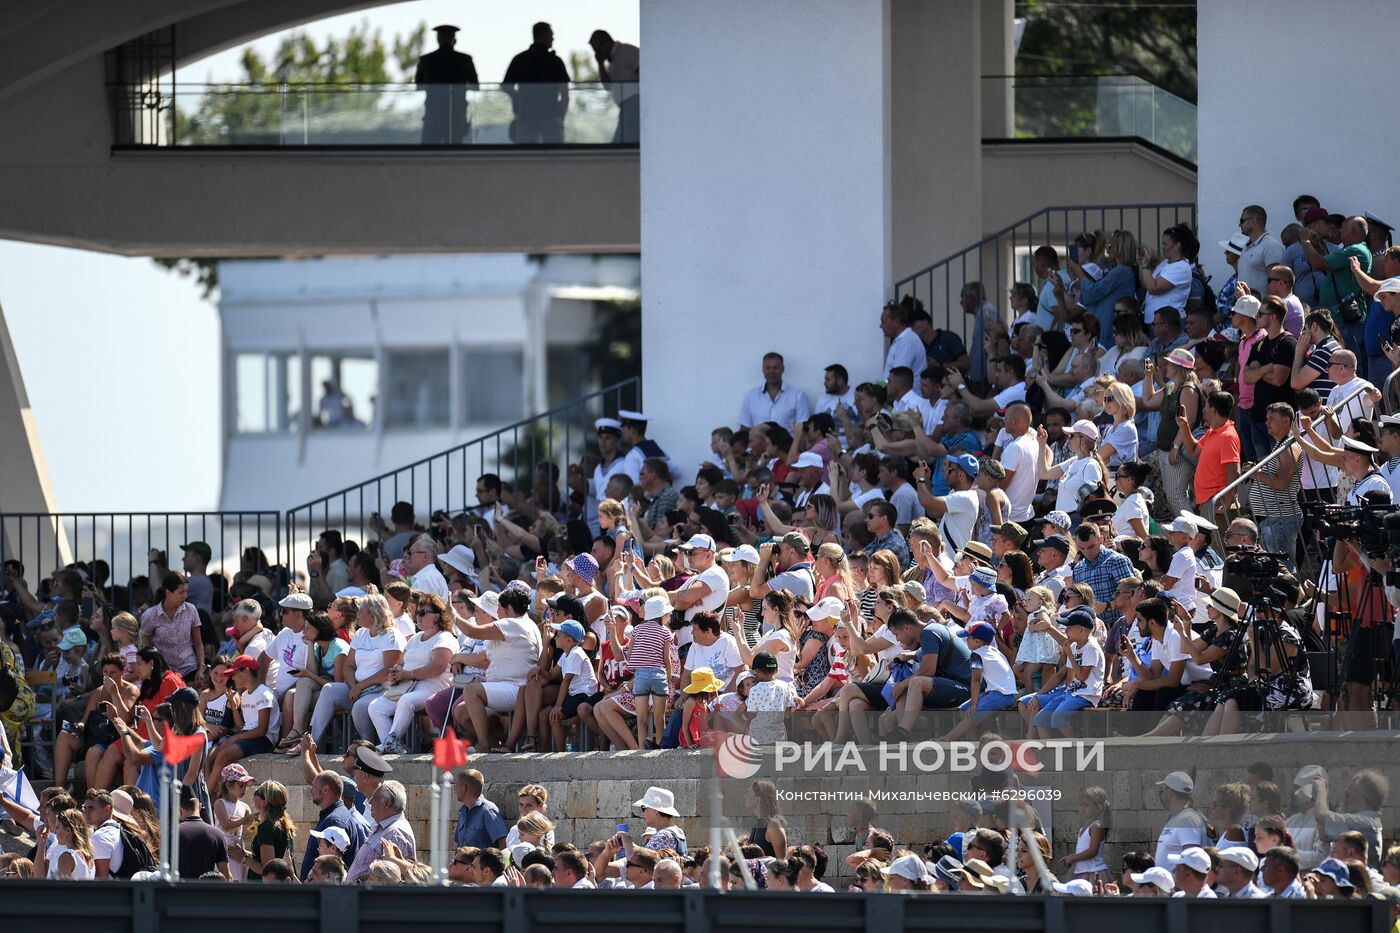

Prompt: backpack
[110,822,157,878]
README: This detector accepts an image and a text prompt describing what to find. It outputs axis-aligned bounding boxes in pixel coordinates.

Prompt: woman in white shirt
[1098,310,1150,377]
[40,809,95,879]
[733,590,799,683]
[1110,461,1154,540]
[368,592,457,754]
[1035,420,1105,520]
[308,594,405,746]
[1137,223,1197,324]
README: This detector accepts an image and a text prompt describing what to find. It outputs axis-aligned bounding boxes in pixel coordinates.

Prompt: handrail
[892,203,1196,347]
[283,378,640,515]
[284,377,640,561]
[1204,383,1370,553]
[1384,364,1400,414]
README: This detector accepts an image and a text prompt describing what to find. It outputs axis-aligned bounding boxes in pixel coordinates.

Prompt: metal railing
[984,73,1197,163]
[111,81,639,147]
[0,881,1387,933]
[893,203,1196,350]
[285,377,640,565]
[1204,382,1374,553]
[0,512,282,609]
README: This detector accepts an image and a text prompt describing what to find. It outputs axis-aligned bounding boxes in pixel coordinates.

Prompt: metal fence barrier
[0,511,282,609]
[0,881,1386,933]
[893,203,1196,350]
[285,377,640,565]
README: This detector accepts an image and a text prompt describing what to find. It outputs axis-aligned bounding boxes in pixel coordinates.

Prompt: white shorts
[482,681,524,714]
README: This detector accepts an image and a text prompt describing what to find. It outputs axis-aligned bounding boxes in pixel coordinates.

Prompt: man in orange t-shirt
[1179,391,1241,515]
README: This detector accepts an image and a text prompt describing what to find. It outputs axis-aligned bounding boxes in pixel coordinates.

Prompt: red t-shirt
[1194,422,1241,504]
[136,670,187,739]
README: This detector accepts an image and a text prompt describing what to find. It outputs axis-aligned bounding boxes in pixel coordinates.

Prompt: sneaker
[377,736,404,756]
[31,745,54,780]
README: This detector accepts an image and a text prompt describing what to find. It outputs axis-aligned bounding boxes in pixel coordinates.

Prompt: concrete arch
[0,0,392,102]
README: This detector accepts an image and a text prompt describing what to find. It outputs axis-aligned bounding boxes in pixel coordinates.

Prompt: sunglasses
[453,858,474,866]
[417,608,440,616]
[626,861,647,870]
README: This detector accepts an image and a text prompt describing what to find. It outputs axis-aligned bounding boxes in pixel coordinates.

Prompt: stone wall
[244,733,1400,878]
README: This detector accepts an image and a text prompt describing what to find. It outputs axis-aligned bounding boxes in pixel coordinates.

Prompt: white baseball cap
[1129,866,1176,892]
[678,533,716,551]
[722,545,760,565]
[1051,879,1095,897]
[792,451,824,470]
[1217,846,1259,872]
[1167,847,1211,874]
[1156,770,1194,794]
[310,825,351,851]
[1165,518,1197,535]
[805,596,844,621]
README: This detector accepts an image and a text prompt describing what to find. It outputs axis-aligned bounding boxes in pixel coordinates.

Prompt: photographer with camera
[1203,579,1316,736]
[1294,423,1395,728]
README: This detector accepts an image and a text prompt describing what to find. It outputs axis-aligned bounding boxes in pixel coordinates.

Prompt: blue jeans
[1244,419,1272,467]
[1019,685,1067,707]
[959,690,1018,723]
[631,667,668,696]
[1235,407,1257,463]
[1033,692,1095,730]
[1260,513,1304,570]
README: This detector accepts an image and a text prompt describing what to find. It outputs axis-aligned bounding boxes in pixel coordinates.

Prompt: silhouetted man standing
[416,25,479,144]
[504,22,570,144]
[589,29,639,143]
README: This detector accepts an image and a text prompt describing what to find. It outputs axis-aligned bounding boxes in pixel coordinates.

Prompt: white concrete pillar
[640,0,891,477]
[0,301,66,569]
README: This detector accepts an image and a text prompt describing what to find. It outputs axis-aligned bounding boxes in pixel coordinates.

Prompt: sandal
[275,730,303,750]
[518,737,538,753]
[489,744,515,754]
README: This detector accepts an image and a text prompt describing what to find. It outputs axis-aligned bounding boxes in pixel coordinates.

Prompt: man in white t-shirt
[228,596,272,663]
[998,405,1040,522]
[950,355,1028,417]
[83,789,125,877]
[1153,772,1209,867]
[670,534,731,625]
[1322,350,1376,439]
[404,535,450,599]
[1161,519,1201,614]
[684,614,744,691]
[260,592,311,699]
[913,454,979,554]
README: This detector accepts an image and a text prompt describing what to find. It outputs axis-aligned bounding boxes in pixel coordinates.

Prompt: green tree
[156,22,425,296]
[1015,0,1196,101]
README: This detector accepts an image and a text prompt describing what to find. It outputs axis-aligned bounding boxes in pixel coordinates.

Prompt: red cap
[227,655,259,673]
[1302,207,1329,225]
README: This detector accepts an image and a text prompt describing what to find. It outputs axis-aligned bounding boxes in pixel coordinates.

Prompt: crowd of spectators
[2,196,1399,907]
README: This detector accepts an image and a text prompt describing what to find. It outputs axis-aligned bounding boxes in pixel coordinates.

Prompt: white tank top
[1074,821,1108,874]
[47,843,95,879]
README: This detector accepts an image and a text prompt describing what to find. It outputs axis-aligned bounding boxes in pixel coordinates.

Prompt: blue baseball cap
[946,453,980,480]
[1312,858,1355,890]
[969,566,997,591]
[1063,607,1096,629]
[959,621,997,642]
[557,620,586,644]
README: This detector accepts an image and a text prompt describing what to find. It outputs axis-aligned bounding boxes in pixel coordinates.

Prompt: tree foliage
[1015,0,1196,103]
[157,23,426,297]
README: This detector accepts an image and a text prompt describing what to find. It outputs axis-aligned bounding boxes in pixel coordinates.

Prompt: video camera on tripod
[1221,548,1291,606]
[1305,501,1400,564]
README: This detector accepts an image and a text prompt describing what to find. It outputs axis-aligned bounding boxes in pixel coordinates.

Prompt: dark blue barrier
[0,881,1386,933]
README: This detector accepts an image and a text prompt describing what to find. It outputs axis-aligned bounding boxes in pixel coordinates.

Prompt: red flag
[434,735,470,770]
[1008,741,1041,773]
[163,725,205,765]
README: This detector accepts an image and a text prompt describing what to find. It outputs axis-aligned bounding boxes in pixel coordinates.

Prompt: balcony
[110,81,639,148]
[984,73,1196,165]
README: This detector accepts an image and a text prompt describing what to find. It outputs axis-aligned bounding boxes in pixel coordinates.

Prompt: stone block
[597,780,633,819]
[566,781,598,820]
